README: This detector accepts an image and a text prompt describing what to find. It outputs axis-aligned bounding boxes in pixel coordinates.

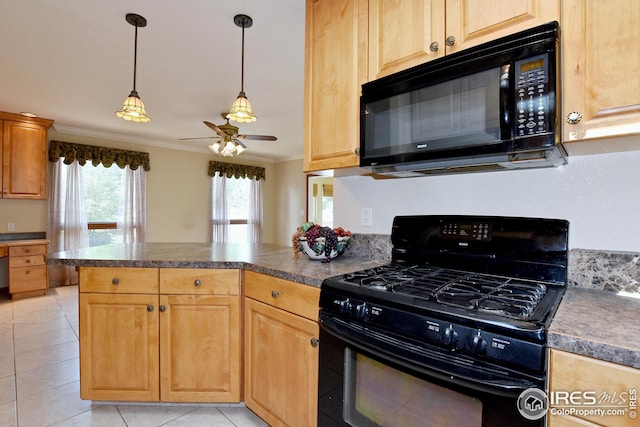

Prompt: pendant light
[227,14,257,123]
[115,13,151,123]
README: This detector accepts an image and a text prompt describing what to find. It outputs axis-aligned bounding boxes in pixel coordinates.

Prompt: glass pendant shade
[228,91,257,123]
[208,138,247,157]
[116,90,150,122]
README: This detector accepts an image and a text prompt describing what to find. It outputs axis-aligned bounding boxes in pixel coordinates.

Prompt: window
[83,163,123,246]
[211,170,263,244]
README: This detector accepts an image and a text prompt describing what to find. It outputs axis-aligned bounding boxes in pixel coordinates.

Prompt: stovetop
[342,264,550,321]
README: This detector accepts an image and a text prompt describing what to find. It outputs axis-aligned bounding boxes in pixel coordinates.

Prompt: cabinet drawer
[160,268,240,295]
[79,267,159,294]
[9,244,47,257]
[9,254,45,267]
[9,265,47,293]
[244,271,320,321]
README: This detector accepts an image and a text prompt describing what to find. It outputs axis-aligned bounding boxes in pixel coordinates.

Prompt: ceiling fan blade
[203,121,227,137]
[179,136,217,141]
[237,134,278,141]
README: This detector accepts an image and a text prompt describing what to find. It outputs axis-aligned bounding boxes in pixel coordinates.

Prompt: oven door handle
[320,314,543,398]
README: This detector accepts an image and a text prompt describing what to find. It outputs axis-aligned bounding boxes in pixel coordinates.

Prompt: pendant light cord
[240,20,245,92]
[132,23,138,92]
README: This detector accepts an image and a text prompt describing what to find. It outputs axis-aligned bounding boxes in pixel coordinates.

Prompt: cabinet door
[79,293,159,401]
[562,0,640,143]
[2,120,48,199]
[549,349,640,427]
[303,0,367,172]
[445,0,559,54]
[159,294,241,402]
[368,0,445,80]
[244,297,319,427]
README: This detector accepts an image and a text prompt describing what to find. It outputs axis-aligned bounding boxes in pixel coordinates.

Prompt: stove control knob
[355,303,369,319]
[471,333,488,354]
[442,325,459,346]
[336,299,353,314]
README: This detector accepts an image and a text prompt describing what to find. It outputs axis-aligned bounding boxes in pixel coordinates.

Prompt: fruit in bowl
[292,223,352,262]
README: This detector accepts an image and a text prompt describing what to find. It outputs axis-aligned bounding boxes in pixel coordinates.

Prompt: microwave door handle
[499,64,512,140]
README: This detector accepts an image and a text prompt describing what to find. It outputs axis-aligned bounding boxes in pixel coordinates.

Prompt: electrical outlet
[7,223,15,232]
[361,208,372,227]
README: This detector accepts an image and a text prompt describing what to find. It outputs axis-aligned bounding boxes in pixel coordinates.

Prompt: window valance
[48,140,151,171]
[208,161,265,181]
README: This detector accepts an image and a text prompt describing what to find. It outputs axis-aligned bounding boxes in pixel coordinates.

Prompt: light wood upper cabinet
[1,111,53,199]
[445,0,559,54]
[548,349,640,427]
[303,0,367,172]
[562,0,640,143]
[368,0,558,80]
[368,0,444,80]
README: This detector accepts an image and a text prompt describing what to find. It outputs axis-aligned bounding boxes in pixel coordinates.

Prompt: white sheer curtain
[47,159,90,286]
[211,172,229,242]
[247,178,263,243]
[117,165,147,243]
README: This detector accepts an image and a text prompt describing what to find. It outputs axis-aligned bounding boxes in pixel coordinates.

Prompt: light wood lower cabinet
[244,271,320,427]
[78,267,241,403]
[79,292,160,401]
[8,242,48,299]
[548,349,639,427]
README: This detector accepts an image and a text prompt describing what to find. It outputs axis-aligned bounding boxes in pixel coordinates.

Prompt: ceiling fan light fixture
[228,14,257,124]
[228,91,257,123]
[209,140,222,154]
[116,13,150,123]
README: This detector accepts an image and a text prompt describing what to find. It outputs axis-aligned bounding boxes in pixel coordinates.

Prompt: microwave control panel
[515,53,551,137]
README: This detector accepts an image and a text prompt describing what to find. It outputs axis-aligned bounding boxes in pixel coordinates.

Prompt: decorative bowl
[299,236,351,261]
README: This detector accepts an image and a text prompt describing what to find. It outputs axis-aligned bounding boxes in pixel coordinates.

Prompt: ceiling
[0,1,306,162]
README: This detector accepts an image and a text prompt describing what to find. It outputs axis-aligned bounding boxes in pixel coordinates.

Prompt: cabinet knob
[354,147,360,155]
[25,259,31,263]
[25,248,31,253]
[147,305,154,312]
[566,111,583,125]
[446,35,456,46]
[112,277,120,285]
[310,338,319,348]
[25,270,31,275]
[194,279,202,287]
[429,41,439,52]
[159,305,166,312]
[271,290,280,299]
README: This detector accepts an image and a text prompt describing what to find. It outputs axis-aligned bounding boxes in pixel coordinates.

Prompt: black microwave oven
[360,21,567,177]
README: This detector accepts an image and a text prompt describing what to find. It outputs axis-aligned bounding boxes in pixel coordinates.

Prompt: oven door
[318,312,545,427]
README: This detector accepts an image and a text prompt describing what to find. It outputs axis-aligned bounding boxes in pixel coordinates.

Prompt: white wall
[334,146,640,252]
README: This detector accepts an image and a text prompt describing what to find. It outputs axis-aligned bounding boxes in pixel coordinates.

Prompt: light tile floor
[0,286,269,427]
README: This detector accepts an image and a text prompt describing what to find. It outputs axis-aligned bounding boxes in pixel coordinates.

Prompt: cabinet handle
[147,305,154,312]
[429,41,439,52]
[271,290,280,299]
[446,35,456,46]
[566,111,583,125]
[194,279,202,287]
[25,270,31,275]
[354,147,360,155]
[25,259,31,263]
[310,338,319,348]
[25,248,31,253]
[112,277,120,285]
[159,305,166,312]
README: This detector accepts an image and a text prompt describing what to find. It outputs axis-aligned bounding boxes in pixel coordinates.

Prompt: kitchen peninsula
[47,242,640,427]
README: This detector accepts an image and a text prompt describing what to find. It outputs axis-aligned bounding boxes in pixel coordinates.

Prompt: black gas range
[318,215,569,426]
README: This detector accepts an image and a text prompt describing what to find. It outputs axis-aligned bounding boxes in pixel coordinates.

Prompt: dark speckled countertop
[46,242,388,287]
[548,288,640,369]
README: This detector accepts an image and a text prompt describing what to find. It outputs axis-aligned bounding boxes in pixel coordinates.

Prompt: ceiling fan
[180,114,277,156]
